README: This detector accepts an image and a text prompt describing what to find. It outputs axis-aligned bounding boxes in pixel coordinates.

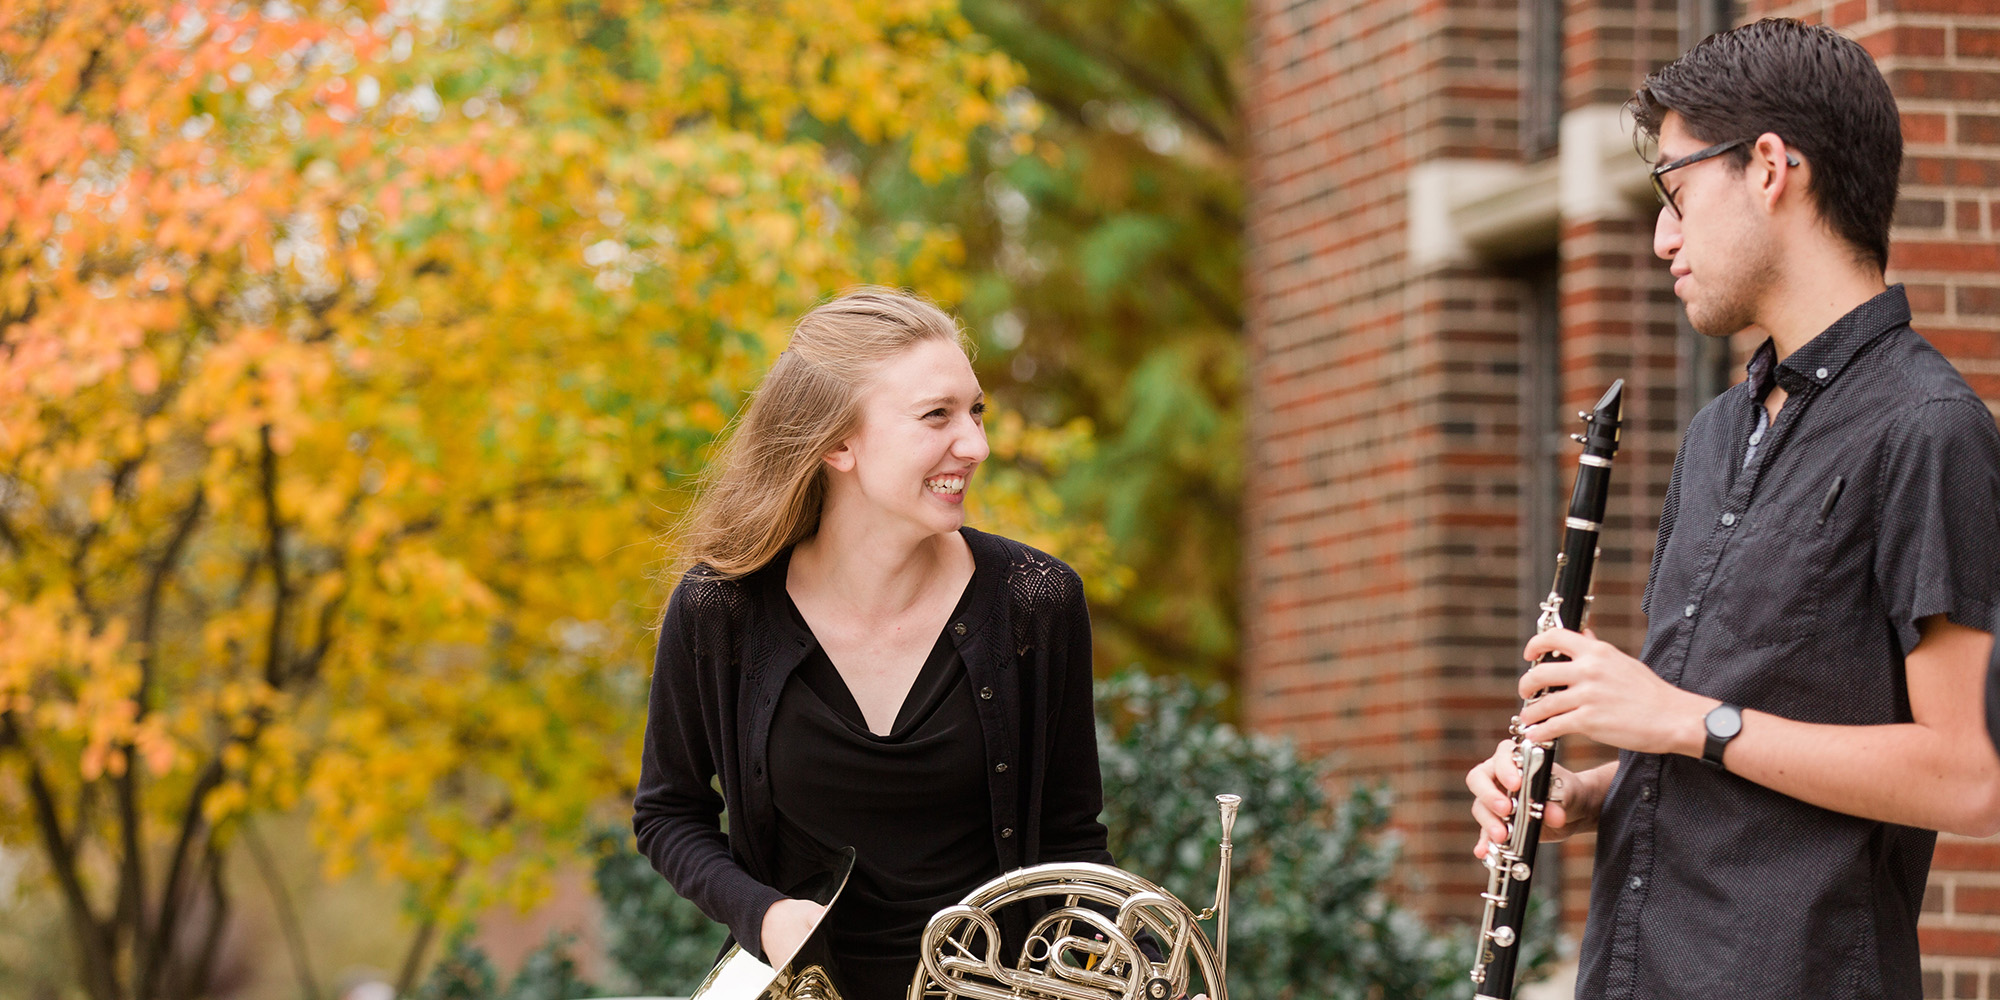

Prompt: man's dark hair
[1629,18,1902,271]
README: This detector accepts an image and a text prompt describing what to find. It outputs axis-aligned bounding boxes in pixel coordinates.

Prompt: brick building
[1241,0,2000,994]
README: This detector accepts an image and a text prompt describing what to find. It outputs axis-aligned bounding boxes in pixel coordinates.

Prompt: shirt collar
[1744,284,1910,399]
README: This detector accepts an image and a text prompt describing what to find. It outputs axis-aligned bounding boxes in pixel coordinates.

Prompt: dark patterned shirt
[1576,286,2000,1000]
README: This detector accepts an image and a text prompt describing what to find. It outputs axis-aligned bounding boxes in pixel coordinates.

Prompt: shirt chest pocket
[1711,501,1838,650]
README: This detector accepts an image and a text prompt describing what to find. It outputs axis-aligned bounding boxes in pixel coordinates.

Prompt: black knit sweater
[632,527,1112,961]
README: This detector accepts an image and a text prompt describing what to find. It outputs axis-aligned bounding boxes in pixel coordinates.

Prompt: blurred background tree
[0,1,1110,998]
[851,0,1248,686]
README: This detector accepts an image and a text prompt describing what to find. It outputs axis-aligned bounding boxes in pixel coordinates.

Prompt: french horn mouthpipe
[1213,794,1240,978]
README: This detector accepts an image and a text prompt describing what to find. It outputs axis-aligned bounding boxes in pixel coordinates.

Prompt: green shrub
[416,931,502,1000]
[588,828,729,992]
[1097,668,1518,1000]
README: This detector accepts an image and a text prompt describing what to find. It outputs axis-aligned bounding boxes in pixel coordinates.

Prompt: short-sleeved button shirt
[1576,286,2000,1000]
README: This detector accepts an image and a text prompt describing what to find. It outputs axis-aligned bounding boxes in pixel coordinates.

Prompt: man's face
[1653,112,1775,337]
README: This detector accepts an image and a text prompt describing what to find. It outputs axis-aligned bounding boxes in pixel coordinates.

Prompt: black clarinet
[1469,379,1623,1000]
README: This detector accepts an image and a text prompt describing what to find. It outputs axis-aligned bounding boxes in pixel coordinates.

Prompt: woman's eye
[925,408,948,419]
[971,403,987,418]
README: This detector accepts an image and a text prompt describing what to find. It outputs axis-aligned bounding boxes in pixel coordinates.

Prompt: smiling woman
[635,289,1117,1000]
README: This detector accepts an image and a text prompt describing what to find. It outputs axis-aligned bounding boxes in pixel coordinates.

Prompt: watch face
[1707,704,1743,740]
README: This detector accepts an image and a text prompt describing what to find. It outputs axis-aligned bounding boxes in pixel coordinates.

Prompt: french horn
[910,793,1240,1000]
[687,795,1241,1000]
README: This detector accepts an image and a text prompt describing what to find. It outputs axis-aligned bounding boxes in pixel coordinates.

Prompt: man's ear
[823,441,856,473]
[1752,131,1800,213]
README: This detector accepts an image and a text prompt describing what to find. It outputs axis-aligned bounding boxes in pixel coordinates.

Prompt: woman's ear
[822,441,856,473]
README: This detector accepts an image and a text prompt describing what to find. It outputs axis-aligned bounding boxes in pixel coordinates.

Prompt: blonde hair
[675,287,974,578]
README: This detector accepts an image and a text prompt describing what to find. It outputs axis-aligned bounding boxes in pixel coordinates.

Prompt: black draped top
[632,529,1113,978]
[769,584,1000,1000]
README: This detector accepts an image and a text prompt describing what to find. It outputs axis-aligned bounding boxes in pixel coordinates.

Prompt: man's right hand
[760,897,827,968]
[1466,741,1611,859]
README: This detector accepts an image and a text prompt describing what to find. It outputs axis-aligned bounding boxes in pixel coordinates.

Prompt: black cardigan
[632,528,1112,960]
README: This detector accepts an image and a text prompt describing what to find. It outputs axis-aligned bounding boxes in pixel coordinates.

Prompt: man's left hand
[1516,628,1714,756]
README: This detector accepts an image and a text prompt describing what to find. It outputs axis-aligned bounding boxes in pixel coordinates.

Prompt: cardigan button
[952,622,967,636]
[994,762,1008,773]
[999,827,1013,839]
[979,687,993,700]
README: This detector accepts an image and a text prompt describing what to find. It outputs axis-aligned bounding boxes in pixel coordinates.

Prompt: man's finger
[1523,627,1590,662]
[1520,658,1584,699]
[1519,685,1584,726]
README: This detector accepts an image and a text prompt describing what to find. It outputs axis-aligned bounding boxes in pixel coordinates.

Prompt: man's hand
[1516,628,1715,755]
[760,898,827,968]
[1466,740,1609,858]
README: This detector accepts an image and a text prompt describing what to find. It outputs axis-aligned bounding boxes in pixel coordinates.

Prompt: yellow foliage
[0,0,1097,984]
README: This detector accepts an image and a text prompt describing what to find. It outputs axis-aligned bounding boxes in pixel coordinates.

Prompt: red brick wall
[1243,0,1540,916]
[1538,0,1686,933]
[1243,0,2000,976]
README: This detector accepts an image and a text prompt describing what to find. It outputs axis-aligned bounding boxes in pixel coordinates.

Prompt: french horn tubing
[908,793,1240,1000]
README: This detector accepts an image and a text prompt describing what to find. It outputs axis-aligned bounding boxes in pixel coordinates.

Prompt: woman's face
[826,337,990,537]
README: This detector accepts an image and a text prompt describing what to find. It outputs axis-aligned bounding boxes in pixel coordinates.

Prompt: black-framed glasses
[1650,138,1751,219]
[1649,139,1801,219]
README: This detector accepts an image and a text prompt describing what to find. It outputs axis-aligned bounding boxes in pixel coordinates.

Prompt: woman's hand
[760,898,827,968]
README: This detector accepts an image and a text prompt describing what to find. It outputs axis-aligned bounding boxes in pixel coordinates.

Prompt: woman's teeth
[926,476,965,495]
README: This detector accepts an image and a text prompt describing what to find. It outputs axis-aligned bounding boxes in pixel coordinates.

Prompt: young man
[1466,19,2000,999]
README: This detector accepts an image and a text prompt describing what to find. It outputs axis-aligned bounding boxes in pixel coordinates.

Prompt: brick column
[1243,0,1535,918]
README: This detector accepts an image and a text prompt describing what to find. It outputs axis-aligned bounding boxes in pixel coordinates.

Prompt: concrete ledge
[1408,104,1656,270]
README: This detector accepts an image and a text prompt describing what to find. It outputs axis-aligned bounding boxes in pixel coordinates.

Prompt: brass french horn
[910,793,1239,1000]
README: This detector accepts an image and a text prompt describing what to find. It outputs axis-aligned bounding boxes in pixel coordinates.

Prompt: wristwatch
[1703,703,1743,769]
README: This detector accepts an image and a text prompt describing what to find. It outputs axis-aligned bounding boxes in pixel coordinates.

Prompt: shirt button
[952,622,967,636]
[1816,367,1829,380]
[1750,430,1764,445]
[979,687,994,700]
[999,827,1014,839]
[1720,512,1736,527]
[995,762,1009,773]
[1629,876,1644,890]
[1684,603,1698,618]
[1640,785,1653,801]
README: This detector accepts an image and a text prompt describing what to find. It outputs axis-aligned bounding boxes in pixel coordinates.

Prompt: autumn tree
[853,0,1248,685]
[0,2,1092,997]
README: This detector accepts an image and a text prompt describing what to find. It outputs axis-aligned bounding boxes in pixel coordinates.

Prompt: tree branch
[242,819,323,1000]
[69,454,146,629]
[5,713,121,1000]
[118,488,203,952]
[392,853,470,997]
[1007,0,1239,153]
[183,847,230,1000]
[139,758,224,1000]
[1146,0,1239,115]
[258,424,292,689]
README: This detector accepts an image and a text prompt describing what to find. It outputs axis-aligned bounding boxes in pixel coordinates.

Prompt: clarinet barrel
[1468,380,1623,1000]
